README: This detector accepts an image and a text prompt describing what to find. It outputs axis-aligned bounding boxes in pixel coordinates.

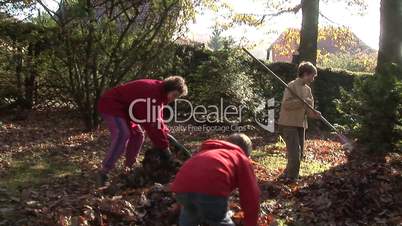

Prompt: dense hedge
[314,68,372,123]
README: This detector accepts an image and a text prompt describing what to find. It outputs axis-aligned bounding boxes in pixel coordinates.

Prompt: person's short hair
[163,76,188,96]
[226,133,253,156]
[297,61,317,78]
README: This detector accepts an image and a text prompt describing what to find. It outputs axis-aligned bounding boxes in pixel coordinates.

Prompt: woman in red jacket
[171,133,260,226]
[97,76,187,185]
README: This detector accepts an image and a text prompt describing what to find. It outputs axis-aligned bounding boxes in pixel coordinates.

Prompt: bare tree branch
[36,0,60,23]
[239,3,302,24]
[319,11,342,26]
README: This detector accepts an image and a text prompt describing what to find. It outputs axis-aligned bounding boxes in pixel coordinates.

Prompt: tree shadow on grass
[0,116,110,225]
[0,144,107,226]
[0,151,82,191]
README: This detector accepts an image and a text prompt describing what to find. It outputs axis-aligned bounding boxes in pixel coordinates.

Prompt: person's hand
[312,110,322,119]
[159,148,173,162]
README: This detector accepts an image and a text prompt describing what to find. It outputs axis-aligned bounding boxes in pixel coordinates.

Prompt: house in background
[175,37,205,49]
[267,27,377,62]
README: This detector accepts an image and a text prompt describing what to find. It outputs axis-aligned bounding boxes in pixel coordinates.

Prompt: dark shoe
[283,177,298,184]
[278,173,287,180]
[277,172,289,182]
[277,173,298,184]
[96,171,108,187]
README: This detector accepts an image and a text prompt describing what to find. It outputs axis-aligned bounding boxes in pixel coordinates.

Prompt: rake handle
[167,134,192,158]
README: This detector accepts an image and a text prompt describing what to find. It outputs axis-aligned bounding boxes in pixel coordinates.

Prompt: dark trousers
[280,126,305,179]
[175,193,234,226]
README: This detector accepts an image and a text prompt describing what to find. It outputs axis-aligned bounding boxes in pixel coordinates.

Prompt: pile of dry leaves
[125,148,186,188]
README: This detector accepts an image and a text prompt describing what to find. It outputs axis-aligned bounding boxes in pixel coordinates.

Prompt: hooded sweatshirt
[171,139,260,226]
[98,79,169,148]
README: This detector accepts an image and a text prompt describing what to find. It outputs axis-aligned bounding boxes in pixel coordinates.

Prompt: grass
[0,152,81,192]
[252,142,332,177]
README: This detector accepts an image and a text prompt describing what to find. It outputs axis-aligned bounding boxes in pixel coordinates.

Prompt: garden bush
[336,64,402,152]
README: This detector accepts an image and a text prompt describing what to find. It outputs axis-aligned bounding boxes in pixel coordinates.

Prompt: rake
[242,47,353,151]
[167,134,193,158]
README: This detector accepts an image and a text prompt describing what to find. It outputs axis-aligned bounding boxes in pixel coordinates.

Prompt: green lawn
[252,143,332,177]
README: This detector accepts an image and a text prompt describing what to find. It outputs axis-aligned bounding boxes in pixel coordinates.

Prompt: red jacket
[98,79,169,149]
[171,140,260,226]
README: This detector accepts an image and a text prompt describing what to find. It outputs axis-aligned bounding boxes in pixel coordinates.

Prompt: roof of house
[269,27,376,54]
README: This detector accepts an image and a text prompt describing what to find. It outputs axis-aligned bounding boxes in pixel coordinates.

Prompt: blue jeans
[175,193,235,226]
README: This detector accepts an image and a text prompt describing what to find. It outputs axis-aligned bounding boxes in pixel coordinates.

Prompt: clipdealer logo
[128,98,275,132]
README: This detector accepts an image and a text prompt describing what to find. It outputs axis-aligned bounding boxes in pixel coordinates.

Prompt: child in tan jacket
[278,61,321,181]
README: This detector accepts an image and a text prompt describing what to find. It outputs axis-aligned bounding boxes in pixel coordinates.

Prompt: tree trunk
[15,47,23,101]
[82,109,98,131]
[79,0,101,132]
[24,43,37,110]
[80,98,100,131]
[376,0,402,72]
[83,112,93,132]
[295,0,319,65]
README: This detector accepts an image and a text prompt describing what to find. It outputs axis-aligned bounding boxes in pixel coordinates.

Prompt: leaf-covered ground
[0,111,401,226]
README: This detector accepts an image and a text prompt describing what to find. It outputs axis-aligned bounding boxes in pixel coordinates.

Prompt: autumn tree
[251,0,368,65]
[2,0,259,129]
[270,26,377,72]
[376,0,402,72]
[33,0,199,130]
[296,0,368,65]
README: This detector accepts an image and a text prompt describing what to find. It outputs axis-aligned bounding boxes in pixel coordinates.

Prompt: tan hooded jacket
[278,78,315,128]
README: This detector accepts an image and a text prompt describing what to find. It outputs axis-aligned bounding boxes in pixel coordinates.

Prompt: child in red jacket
[97,76,187,185]
[171,133,260,226]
